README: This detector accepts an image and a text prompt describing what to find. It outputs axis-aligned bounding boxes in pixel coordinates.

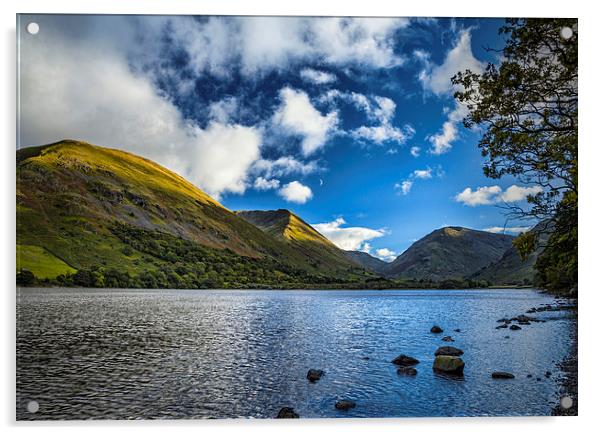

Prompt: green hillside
[382,227,515,281]
[16,140,370,287]
[343,250,388,274]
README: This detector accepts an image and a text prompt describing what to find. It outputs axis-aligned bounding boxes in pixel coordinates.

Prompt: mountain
[343,250,388,274]
[16,140,368,286]
[382,226,515,281]
[470,223,552,285]
[236,209,359,272]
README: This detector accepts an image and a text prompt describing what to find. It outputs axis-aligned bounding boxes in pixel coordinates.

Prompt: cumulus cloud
[273,87,339,156]
[320,90,415,146]
[19,19,261,199]
[418,29,484,96]
[410,146,421,157]
[418,30,484,155]
[166,16,409,78]
[483,226,532,235]
[455,185,543,206]
[253,177,280,191]
[499,185,543,202]
[395,180,414,195]
[375,248,397,262]
[278,181,313,204]
[412,168,433,179]
[300,68,337,84]
[252,156,320,178]
[312,218,386,251]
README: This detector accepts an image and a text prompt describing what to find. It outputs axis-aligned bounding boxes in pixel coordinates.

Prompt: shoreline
[551,308,578,416]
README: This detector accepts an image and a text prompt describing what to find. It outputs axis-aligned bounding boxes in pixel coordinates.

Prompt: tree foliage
[452,19,577,294]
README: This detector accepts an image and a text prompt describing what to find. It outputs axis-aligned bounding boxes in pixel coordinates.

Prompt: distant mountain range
[16,140,538,288]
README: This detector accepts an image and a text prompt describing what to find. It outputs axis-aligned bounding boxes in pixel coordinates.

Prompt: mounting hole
[560,27,573,40]
[560,396,573,409]
[26,400,39,413]
[26,22,39,35]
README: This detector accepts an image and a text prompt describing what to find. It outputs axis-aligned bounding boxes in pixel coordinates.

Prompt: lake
[16,288,576,420]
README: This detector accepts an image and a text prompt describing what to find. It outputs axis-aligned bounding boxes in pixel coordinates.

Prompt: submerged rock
[276,407,299,418]
[306,369,324,382]
[496,324,508,329]
[391,354,419,367]
[335,400,356,410]
[441,336,455,342]
[397,367,418,376]
[509,325,522,331]
[453,328,461,333]
[433,355,465,375]
[434,346,464,357]
[492,371,515,379]
[431,325,444,333]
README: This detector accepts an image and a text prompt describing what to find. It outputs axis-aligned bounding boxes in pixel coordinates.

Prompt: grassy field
[16,244,76,279]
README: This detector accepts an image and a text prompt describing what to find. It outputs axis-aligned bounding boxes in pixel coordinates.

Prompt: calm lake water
[16,288,576,420]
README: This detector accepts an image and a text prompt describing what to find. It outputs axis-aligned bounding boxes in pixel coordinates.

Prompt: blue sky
[19,15,539,261]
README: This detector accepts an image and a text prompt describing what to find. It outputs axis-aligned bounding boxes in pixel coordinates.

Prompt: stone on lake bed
[276,407,299,418]
[509,325,522,330]
[397,367,418,376]
[391,354,419,366]
[335,400,356,410]
[441,336,454,342]
[434,346,464,357]
[306,369,324,382]
[431,325,444,333]
[433,355,465,374]
[492,371,515,379]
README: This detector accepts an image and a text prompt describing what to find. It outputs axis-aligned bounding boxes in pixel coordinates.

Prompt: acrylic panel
[16,15,578,420]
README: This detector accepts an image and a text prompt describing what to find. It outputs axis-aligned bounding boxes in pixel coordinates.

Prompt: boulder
[509,325,522,330]
[442,336,455,342]
[397,367,418,376]
[276,407,299,418]
[431,325,443,333]
[434,346,464,357]
[306,369,324,382]
[335,400,356,411]
[492,371,515,379]
[432,355,465,375]
[391,354,419,367]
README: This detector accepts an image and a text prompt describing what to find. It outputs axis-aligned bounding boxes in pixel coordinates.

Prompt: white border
[2,1,598,434]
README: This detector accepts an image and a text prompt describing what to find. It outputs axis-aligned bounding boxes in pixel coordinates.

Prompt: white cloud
[419,29,484,155]
[278,181,313,204]
[300,68,337,84]
[455,186,502,206]
[410,146,421,157]
[208,97,240,123]
[484,226,532,235]
[428,102,469,155]
[395,180,414,195]
[253,156,320,178]
[375,248,397,262]
[412,168,433,179]
[419,29,484,96]
[19,23,261,200]
[253,177,280,191]
[273,87,339,156]
[499,185,543,202]
[167,16,409,77]
[455,185,543,206]
[351,124,414,145]
[312,217,386,251]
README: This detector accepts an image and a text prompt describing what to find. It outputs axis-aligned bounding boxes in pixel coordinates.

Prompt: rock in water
[335,400,356,411]
[391,354,419,366]
[431,325,443,333]
[492,371,515,379]
[276,407,299,418]
[397,367,418,376]
[453,328,461,332]
[509,325,522,330]
[306,369,324,382]
[433,355,465,375]
[434,346,464,357]
[442,336,455,342]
